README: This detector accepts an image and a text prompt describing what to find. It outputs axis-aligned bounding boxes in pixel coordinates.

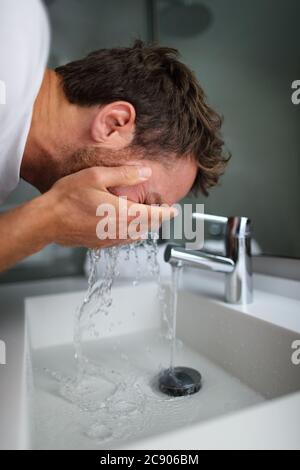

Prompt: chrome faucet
[164,214,253,305]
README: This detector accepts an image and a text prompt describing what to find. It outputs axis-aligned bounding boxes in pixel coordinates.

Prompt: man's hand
[46,166,176,248]
[0,166,176,272]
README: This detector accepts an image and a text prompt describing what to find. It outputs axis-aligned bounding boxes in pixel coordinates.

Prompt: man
[0,0,228,273]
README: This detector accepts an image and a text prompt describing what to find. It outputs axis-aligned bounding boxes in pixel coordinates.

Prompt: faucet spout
[164,245,235,274]
[164,214,253,305]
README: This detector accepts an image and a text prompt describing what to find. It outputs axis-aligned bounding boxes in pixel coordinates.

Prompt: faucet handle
[192,213,253,304]
[226,216,252,239]
[192,213,251,240]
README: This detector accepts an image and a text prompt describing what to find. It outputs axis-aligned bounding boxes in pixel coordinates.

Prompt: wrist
[28,192,58,247]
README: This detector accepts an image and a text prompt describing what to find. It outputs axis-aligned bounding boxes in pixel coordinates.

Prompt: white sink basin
[24,278,300,450]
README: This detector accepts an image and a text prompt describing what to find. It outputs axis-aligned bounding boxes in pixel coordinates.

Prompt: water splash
[42,235,187,445]
[73,247,120,379]
[57,238,164,430]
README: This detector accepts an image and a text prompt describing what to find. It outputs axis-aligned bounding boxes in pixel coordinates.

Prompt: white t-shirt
[0,0,50,203]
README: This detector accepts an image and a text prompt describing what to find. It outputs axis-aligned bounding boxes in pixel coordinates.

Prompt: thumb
[94,165,152,189]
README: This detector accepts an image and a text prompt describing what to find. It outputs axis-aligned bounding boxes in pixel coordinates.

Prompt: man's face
[109,157,198,206]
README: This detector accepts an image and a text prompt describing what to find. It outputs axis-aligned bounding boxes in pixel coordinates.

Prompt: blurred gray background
[1,0,299,282]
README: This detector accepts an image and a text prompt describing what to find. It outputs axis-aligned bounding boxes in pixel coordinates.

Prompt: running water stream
[169,264,183,371]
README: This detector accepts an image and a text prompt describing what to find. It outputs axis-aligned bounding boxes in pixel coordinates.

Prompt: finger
[92,165,152,190]
[91,235,145,250]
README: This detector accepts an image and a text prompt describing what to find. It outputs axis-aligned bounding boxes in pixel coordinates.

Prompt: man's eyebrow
[145,192,165,206]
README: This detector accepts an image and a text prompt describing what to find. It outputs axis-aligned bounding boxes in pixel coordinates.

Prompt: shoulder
[0,0,50,202]
[0,0,50,112]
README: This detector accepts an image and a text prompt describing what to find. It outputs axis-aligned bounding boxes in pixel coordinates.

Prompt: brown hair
[56,40,230,195]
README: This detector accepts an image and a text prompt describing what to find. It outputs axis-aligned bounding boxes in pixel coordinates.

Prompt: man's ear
[90,101,136,150]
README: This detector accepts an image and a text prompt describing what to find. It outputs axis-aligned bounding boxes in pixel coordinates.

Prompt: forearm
[0,194,55,272]
[0,166,175,272]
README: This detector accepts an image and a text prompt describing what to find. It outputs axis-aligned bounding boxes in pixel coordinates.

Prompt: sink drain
[158,367,202,397]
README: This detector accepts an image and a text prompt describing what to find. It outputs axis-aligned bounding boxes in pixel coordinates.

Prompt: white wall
[5,0,300,258]
[159,0,300,257]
